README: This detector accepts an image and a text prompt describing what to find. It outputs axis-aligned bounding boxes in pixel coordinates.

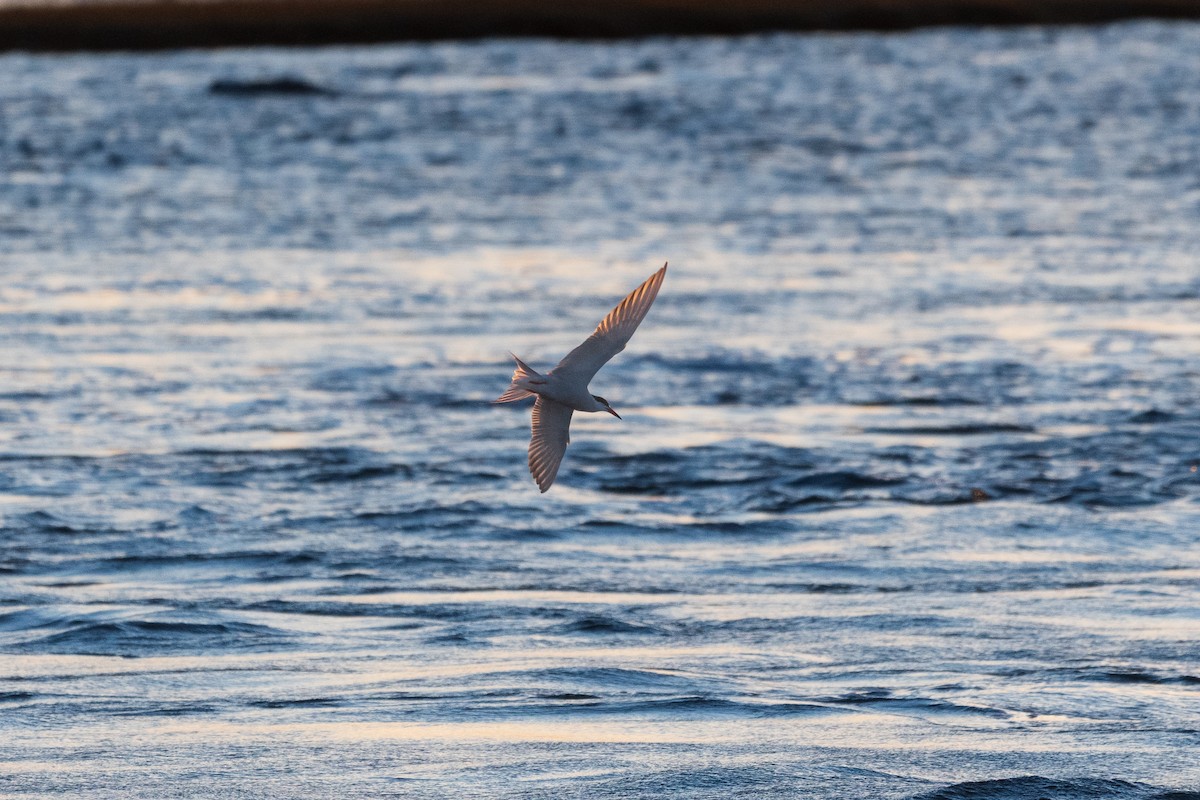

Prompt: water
[2,22,1200,799]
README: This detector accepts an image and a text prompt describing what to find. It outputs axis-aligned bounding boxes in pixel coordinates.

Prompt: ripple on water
[3,21,1200,800]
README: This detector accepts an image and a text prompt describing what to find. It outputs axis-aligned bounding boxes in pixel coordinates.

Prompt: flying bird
[495,263,668,492]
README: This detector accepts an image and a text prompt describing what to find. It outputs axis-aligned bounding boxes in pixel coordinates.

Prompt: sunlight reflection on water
[3,20,1200,800]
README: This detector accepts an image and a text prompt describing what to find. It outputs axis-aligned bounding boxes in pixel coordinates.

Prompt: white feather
[551,264,668,386]
[528,397,573,493]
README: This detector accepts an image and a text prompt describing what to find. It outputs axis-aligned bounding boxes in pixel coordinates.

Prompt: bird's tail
[494,353,544,403]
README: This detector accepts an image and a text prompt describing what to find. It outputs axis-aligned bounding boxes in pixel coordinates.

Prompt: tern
[495,263,668,492]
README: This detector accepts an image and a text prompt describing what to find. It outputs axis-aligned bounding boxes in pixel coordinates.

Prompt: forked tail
[494,353,545,403]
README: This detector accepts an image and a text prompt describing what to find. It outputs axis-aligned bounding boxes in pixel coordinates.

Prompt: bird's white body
[495,263,668,492]
[509,368,605,412]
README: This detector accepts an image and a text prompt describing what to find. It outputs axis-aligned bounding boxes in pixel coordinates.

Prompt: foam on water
[2,21,1200,798]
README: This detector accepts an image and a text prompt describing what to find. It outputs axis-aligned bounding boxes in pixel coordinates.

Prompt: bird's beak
[606,407,622,420]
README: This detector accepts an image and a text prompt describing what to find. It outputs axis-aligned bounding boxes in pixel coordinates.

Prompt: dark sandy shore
[1,0,1199,51]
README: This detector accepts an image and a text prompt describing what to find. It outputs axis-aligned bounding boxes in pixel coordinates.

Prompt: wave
[865,424,1035,435]
[578,431,1200,508]
[0,691,37,704]
[521,666,702,691]
[1048,668,1200,686]
[208,77,334,97]
[5,609,292,657]
[914,777,1200,800]
[823,691,1010,719]
[562,696,837,717]
[552,615,665,636]
[249,697,343,709]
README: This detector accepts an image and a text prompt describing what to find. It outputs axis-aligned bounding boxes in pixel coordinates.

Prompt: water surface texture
[2,23,1200,799]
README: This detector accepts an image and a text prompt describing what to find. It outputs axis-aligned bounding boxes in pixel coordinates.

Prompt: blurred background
[2,2,1199,799]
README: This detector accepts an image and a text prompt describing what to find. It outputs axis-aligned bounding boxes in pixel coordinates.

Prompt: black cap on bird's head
[593,395,621,419]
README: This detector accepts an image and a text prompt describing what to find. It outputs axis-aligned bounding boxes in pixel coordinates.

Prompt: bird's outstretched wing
[552,263,667,385]
[529,396,574,493]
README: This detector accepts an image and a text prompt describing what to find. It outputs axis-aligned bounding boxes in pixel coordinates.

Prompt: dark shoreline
[1,0,1199,52]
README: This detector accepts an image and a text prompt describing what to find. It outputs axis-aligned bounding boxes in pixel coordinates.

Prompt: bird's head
[593,395,621,419]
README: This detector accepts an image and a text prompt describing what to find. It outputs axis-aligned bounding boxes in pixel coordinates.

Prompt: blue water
[2,21,1200,799]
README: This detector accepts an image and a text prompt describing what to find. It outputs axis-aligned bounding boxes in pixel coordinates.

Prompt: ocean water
[2,21,1200,799]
